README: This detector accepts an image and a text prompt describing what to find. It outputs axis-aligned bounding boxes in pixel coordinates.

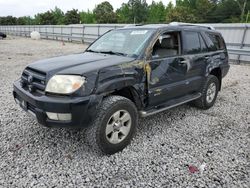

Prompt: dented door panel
[147,56,190,106]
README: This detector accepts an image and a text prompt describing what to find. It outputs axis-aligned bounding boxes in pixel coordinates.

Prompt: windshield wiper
[98,50,128,57]
[85,49,99,53]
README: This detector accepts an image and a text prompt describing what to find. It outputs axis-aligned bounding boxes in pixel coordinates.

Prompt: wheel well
[210,68,222,90]
[108,87,143,110]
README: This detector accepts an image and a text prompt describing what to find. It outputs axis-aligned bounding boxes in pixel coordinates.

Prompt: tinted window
[199,34,208,52]
[183,31,201,54]
[204,32,225,51]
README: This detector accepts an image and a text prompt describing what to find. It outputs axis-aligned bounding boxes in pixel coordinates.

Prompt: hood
[28,52,135,77]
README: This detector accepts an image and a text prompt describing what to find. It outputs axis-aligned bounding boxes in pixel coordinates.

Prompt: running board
[139,93,201,117]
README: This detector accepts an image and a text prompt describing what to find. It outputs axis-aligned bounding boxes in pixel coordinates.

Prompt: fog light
[46,112,72,121]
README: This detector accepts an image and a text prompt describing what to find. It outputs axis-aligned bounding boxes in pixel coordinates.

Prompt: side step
[139,93,201,117]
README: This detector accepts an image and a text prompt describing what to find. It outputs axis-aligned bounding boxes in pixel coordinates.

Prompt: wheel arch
[209,67,222,91]
[103,86,143,110]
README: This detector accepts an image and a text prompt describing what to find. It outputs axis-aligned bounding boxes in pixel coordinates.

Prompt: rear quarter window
[204,32,225,51]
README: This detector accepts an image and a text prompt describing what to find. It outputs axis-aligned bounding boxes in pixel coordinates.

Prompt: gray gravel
[0,37,249,188]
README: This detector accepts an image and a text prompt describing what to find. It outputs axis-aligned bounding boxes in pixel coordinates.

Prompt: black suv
[13,23,230,154]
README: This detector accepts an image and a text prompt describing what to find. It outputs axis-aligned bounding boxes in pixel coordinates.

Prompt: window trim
[198,33,209,53]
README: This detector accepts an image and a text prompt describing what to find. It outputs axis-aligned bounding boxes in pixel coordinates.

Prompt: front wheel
[85,96,138,155]
[192,75,219,110]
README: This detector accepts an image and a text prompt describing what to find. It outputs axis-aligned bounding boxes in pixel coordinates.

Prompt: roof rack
[169,22,215,30]
[123,24,144,28]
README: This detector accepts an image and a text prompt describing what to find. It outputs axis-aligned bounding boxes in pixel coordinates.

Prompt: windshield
[87,29,155,57]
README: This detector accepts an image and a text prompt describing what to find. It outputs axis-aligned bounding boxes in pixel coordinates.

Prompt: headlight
[45,75,85,94]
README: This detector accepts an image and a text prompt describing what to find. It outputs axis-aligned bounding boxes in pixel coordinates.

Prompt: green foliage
[93,1,117,23]
[80,10,96,23]
[212,0,241,23]
[116,3,131,23]
[0,0,249,25]
[117,0,148,23]
[16,16,34,25]
[34,11,57,25]
[0,16,17,25]
[64,9,80,25]
[147,1,166,23]
[166,5,197,23]
[51,7,65,25]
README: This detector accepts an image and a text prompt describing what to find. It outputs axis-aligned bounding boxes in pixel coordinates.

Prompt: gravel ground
[0,37,249,188]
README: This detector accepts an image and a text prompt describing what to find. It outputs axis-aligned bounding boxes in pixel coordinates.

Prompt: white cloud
[0,0,174,17]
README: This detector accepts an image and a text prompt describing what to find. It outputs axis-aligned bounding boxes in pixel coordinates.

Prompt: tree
[116,0,148,23]
[34,11,57,25]
[80,10,96,23]
[93,1,117,23]
[147,1,166,23]
[128,0,148,23]
[51,7,65,25]
[16,16,34,25]
[194,0,214,22]
[0,16,17,25]
[212,0,241,23]
[235,0,247,22]
[116,3,131,23]
[166,5,197,23]
[64,9,80,24]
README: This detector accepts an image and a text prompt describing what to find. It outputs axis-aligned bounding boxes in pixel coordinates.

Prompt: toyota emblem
[28,75,33,83]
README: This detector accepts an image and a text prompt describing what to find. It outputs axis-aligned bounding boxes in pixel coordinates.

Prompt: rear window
[204,33,225,51]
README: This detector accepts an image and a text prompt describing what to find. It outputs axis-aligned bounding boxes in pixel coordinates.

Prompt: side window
[204,32,225,51]
[199,34,208,52]
[152,31,180,58]
[183,31,201,54]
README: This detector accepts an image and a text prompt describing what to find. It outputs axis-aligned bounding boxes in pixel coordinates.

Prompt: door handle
[205,56,210,60]
[178,59,191,72]
[179,60,188,64]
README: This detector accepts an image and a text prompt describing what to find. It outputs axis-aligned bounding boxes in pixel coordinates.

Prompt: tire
[85,95,138,155]
[192,75,219,110]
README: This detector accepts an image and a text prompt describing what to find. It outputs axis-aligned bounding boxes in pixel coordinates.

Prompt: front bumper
[13,80,102,128]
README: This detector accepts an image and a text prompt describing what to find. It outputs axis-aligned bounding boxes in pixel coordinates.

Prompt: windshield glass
[87,29,155,57]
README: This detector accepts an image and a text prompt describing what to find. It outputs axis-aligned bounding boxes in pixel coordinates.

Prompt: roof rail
[123,24,144,28]
[169,22,215,30]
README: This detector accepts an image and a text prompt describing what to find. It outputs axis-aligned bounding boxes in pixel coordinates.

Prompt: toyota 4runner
[13,23,230,154]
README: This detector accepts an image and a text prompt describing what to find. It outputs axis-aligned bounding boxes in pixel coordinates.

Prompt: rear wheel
[85,96,138,155]
[192,75,219,109]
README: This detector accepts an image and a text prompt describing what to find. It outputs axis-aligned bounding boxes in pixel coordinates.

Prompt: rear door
[201,32,228,66]
[180,30,210,94]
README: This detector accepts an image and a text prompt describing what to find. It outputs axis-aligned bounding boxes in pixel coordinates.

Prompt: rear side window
[183,31,201,54]
[204,32,225,51]
[199,34,208,52]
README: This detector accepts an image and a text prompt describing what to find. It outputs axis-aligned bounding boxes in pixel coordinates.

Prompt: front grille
[27,102,36,113]
[21,67,46,92]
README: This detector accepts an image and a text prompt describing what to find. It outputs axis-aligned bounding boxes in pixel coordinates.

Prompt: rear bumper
[13,80,102,128]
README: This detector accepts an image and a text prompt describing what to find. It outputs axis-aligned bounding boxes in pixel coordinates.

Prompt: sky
[0,0,174,17]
